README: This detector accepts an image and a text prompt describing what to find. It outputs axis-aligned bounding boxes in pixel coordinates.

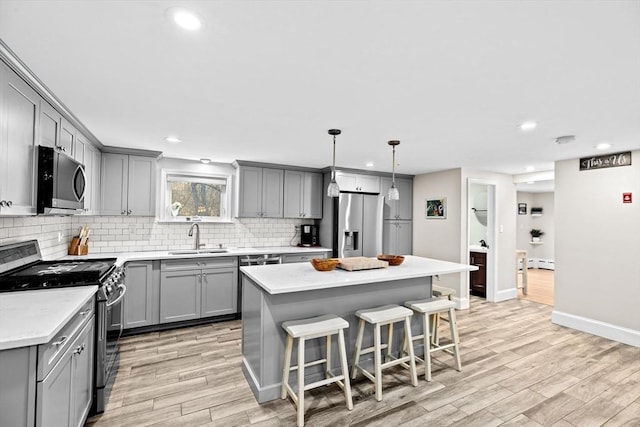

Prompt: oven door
[105,283,126,377]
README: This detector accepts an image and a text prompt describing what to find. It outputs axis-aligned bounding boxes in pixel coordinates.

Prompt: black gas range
[0,240,125,415]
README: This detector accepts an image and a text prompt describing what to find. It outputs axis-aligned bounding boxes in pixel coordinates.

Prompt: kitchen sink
[168,248,228,255]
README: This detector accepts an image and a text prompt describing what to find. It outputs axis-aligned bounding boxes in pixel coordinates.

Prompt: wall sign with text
[579,151,631,171]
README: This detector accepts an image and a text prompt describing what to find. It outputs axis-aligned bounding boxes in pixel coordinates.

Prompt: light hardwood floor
[519,269,554,306]
[86,297,640,426]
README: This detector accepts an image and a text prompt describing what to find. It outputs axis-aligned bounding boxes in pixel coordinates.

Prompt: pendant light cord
[332,134,336,180]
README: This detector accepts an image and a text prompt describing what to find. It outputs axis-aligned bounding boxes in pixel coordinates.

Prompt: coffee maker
[300,224,319,246]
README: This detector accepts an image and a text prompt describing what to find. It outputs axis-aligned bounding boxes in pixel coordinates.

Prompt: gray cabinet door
[91,148,101,214]
[396,178,413,219]
[0,64,38,215]
[238,166,262,217]
[39,100,61,150]
[261,168,283,218]
[201,267,238,317]
[396,220,412,255]
[0,347,36,427]
[36,345,73,427]
[127,155,155,216]
[124,262,155,329]
[305,172,323,219]
[358,174,380,193]
[100,153,128,215]
[160,270,201,323]
[382,220,394,254]
[70,320,94,427]
[381,177,396,219]
[59,118,75,158]
[334,172,358,192]
[283,170,304,218]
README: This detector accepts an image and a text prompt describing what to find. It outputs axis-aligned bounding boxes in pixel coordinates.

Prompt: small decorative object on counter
[377,254,405,266]
[310,258,339,271]
[68,226,90,255]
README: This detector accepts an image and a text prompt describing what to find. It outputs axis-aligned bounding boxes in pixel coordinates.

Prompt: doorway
[467,180,497,302]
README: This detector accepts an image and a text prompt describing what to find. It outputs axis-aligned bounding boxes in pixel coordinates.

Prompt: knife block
[68,237,89,256]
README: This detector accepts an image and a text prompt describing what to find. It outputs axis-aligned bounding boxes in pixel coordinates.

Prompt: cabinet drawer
[161,256,237,271]
[37,299,94,381]
[282,253,328,263]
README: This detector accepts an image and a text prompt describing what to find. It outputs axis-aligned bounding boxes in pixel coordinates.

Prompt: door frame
[466,179,498,302]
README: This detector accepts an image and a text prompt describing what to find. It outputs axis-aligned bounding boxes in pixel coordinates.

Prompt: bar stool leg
[386,323,394,362]
[424,313,433,381]
[351,318,365,380]
[374,322,383,401]
[326,334,332,380]
[404,316,418,386]
[338,329,354,410]
[297,338,305,427]
[281,335,293,399]
[449,307,462,371]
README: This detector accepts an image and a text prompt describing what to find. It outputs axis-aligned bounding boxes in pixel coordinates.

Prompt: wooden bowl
[377,254,405,266]
[310,258,340,271]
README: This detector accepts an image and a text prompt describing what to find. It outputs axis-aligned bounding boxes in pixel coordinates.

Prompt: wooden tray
[337,257,388,271]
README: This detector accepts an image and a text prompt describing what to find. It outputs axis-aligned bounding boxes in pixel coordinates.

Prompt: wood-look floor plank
[86,296,640,427]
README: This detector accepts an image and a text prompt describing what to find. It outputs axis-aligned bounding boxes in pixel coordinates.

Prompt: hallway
[519,268,554,306]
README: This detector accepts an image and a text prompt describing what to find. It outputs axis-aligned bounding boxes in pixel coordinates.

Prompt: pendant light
[387,140,400,201]
[327,129,341,197]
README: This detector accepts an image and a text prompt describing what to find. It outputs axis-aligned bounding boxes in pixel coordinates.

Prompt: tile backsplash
[0,215,314,259]
[69,216,312,254]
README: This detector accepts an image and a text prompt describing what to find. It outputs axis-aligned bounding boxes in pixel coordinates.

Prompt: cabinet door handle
[6,201,12,207]
[121,210,126,215]
[127,210,132,215]
[0,201,6,207]
[53,336,68,346]
[79,310,91,316]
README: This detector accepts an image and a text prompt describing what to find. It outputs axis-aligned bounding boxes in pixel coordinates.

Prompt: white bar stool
[281,314,353,427]
[431,285,457,345]
[405,298,462,381]
[351,304,418,402]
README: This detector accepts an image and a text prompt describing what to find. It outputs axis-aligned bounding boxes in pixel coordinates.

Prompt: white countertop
[0,286,98,350]
[58,246,331,266]
[240,255,477,295]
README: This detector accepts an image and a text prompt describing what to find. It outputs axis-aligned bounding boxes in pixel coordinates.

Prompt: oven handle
[106,284,127,307]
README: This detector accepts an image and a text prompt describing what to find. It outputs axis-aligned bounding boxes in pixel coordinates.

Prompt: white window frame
[160,169,233,223]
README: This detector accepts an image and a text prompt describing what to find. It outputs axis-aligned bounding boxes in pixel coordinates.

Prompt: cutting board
[337,257,388,271]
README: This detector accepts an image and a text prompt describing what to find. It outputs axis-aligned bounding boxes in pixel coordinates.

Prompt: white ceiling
[1,1,639,179]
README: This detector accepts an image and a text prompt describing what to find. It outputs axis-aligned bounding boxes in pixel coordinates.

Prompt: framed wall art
[518,203,527,215]
[425,198,446,219]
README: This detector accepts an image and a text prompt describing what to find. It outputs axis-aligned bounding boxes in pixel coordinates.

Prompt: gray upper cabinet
[74,132,86,164]
[59,118,76,158]
[82,143,101,215]
[0,63,38,215]
[101,153,155,216]
[283,170,323,219]
[123,261,157,329]
[39,100,61,150]
[237,166,283,218]
[335,172,380,193]
[381,177,413,220]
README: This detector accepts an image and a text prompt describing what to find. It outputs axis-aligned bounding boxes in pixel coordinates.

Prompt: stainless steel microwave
[37,145,85,214]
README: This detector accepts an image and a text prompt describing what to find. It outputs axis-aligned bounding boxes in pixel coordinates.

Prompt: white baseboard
[552,310,640,347]
[494,288,517,302]
[454,296,469,310]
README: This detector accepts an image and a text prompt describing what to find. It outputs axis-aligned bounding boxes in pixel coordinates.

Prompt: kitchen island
[240,255,476,402]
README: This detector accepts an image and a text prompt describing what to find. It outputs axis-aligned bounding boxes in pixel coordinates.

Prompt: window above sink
[160,169,232,223]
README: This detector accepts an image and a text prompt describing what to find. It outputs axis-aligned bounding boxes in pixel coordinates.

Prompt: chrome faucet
[188,223,201,250]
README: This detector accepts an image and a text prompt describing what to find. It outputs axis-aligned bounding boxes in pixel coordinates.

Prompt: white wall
[516,192,555,261]
[553,151,640,346]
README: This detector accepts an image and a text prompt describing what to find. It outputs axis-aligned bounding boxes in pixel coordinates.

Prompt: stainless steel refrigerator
[320,193,384,258]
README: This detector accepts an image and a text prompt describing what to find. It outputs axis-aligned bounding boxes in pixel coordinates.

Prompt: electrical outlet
[57,231,63,243]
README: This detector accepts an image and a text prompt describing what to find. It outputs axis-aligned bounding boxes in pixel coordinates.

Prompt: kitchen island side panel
[241,274,432,403]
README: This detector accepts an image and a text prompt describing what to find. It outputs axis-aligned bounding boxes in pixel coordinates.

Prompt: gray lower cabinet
[123,261,159,329]
[0,346,36,426]
[160,257,238,323]
[36,315,94,427]
[383,220,412,255]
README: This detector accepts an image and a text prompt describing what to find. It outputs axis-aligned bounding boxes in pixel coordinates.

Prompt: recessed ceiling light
[596,142,611,150]
[200,158,211,164]
[527,181,535,184]
[169,8,202,31]
[165,136,181,143]
[365,162,374,168]
[525,166,535,172]
[519,121,537,131]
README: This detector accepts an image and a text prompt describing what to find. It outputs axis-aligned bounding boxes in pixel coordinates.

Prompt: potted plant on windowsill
[530,229,545,242]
